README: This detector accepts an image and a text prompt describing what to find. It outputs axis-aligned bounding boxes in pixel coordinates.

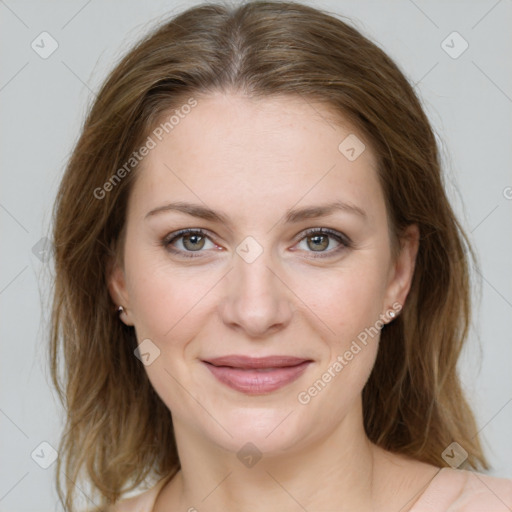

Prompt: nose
[218,247,294,339]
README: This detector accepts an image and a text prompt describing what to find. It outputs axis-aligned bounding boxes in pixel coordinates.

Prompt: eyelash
[161,228,352,260]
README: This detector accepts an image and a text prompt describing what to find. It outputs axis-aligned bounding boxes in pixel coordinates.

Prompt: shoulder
[106,476,171,512]
[411,467,512,512]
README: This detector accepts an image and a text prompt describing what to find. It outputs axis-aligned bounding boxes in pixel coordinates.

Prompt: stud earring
[389,310,396,318]
[117,305,125,315]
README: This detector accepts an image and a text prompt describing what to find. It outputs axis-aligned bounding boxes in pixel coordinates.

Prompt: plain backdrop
[1,0,511,510]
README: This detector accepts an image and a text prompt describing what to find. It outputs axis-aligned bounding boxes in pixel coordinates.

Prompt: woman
[49,1,512,511]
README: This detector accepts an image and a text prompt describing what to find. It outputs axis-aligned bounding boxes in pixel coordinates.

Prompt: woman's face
[109,92,418,455]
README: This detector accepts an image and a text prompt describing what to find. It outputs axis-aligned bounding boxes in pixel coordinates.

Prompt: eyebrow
[144,200,367,224]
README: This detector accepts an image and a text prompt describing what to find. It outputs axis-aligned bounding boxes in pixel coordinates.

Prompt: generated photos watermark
[93,97,197,199]
[297,301,402,405]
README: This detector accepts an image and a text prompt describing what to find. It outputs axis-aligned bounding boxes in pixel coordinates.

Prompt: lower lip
[203,361,311,395]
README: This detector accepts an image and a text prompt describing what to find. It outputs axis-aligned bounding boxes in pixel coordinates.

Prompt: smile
[201,355,312,395]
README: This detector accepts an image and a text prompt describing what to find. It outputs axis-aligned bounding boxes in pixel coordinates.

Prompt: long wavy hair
[49,1,489,510]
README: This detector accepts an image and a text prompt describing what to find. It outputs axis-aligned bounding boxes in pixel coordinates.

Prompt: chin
[203,403,320,457]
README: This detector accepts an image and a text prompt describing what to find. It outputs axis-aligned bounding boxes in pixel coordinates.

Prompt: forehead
[128,92,384,228]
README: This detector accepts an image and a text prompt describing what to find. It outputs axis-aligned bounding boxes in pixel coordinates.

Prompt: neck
[164,400,383,512]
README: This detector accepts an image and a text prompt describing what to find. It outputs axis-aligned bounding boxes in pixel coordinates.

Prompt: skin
[108,91,439,511]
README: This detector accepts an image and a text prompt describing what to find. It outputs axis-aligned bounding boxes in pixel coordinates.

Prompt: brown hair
[49,1,488,510]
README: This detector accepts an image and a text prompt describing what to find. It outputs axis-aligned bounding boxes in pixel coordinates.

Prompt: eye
[293,228,351,258]
[162,227,351,259]
[163,228,218,258]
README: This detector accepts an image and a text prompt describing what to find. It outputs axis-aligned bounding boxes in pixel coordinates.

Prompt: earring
[117,305,125,315]
[389,311,396,318]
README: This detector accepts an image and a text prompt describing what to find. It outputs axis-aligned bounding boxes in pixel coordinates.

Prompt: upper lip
[202,355,311,369]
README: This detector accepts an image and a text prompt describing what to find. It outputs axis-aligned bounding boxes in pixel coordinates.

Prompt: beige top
[110,467,512,512]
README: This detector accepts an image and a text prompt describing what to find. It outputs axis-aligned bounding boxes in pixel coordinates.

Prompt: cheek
[124,245,223,349]
[123,244,188,340]
[293,258,386,338]
[295,267,384,417]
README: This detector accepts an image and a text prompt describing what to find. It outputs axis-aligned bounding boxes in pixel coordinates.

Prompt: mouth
[201,355,312,395]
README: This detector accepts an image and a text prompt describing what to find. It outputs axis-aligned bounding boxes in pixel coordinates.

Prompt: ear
[382,224,420,316]
[107,256,134,326]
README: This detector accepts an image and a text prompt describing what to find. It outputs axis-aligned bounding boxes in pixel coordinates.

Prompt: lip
[201,355,312,395]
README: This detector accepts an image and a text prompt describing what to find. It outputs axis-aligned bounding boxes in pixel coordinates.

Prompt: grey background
[1,0,511,510]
